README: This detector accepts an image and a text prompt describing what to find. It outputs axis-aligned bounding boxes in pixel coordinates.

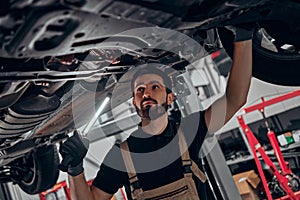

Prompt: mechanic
[58,25,254,200]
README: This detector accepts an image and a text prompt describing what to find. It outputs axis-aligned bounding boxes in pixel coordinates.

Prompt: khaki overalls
[120,129,207,200]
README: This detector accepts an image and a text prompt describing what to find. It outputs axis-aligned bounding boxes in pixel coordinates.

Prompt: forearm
[205,31,253,133]
[226,40,252,112]
[68,173,94,200]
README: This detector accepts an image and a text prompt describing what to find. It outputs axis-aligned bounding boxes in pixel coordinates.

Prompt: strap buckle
[129,176,142,191]
[182,159,192,174]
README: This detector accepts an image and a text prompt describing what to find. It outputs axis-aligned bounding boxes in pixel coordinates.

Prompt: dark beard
[136,102,168,120]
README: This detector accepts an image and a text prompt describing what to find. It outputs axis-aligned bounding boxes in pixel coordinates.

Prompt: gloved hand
[225,23,257,42]
[58,130,90,176]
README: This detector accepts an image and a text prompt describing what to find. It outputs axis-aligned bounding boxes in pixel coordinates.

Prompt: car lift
[39,180,71,200]
[237,89,300,200]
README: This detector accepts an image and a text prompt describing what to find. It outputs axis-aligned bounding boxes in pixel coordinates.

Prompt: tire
[218,23,300,86]
[17,145,60,194]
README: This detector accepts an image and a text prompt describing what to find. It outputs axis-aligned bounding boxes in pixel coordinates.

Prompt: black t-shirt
[92,111,208,199]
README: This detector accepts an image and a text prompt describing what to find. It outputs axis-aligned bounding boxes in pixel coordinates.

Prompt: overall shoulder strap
[120,141,136,179]
[120,141,144,196]
[177,128,207,183]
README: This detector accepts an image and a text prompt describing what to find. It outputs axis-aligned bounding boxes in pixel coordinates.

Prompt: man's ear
[132,98,136,107]
[167,93,175,105]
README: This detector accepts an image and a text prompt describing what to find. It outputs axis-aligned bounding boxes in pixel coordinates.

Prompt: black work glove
[226,23,256,42]
[58,130,90,176]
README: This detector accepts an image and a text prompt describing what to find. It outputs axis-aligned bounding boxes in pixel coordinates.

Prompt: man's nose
[143,87,152,98]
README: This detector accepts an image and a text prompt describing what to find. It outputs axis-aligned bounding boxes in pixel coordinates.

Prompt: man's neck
[141,114,168,135]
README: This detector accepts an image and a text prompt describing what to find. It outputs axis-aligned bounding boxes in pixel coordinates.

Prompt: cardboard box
[233,170,260,200]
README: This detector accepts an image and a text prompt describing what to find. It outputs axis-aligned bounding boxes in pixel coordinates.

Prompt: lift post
[237,89,300,200]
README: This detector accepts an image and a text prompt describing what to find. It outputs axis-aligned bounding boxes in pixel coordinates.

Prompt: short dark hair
[131,65,173,95]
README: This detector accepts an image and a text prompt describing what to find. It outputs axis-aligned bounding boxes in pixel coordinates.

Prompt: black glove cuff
[68,161,84,176]
[234,28,253,42]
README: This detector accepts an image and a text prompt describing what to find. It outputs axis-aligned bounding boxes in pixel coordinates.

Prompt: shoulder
[180,111,208,145]
[100,144,127,171]
[182,110,207,129]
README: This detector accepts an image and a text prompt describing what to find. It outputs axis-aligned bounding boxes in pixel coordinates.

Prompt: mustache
[141,98,157,107]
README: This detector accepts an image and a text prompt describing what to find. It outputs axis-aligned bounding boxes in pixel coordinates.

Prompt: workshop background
[2,49,300,200]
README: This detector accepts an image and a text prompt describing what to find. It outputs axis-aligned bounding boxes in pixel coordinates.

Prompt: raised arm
[205,26,253,133]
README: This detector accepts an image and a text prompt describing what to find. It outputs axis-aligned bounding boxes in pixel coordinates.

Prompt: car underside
[0,0,299,194]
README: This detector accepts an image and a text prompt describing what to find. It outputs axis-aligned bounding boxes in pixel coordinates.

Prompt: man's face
[132,74,173,120]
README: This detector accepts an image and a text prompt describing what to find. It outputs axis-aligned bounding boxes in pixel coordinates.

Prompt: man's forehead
[134,74,164,87]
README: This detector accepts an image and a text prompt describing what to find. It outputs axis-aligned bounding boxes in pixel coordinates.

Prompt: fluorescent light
[82,93,111,136]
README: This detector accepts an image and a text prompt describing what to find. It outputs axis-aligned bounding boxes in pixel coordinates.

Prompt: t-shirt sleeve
[92,144,128,194]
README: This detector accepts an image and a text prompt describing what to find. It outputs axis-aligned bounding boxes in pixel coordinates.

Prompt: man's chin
[146,105,166,120]
[138,103,168,120]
